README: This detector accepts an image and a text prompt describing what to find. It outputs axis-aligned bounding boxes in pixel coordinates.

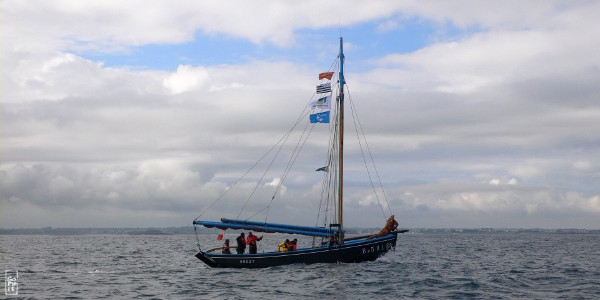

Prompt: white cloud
[265,178,281,187]
[397,182,600,226]
[1,0,412,52]
[265,178,286,196]
[372,25,600,94]
[2,1,600,228]
[358,194,378,207]
[163,65,209,94]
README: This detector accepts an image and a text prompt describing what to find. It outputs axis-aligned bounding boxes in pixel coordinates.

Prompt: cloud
[2,1,600,228]
[265,178,281,187]
[1,0,411,52]
[0,50,329,227]
[4,1,598,54]
[391,182,600,227]
[163,65,209,94]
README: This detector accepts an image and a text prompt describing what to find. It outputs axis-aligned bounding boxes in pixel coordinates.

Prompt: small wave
[410,277,447,287]
[564,267,580,274]
[376,251,400,264]
[86,269,114,275]
[460,278,481,290]
[52,261,80,266]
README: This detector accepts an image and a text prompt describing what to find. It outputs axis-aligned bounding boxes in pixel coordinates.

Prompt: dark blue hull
[196,232,398,268]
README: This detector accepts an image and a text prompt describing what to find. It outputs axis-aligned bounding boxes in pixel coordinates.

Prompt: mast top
[339,37,344,86]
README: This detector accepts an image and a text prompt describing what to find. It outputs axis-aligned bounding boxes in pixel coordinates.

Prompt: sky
[1,1,600,229]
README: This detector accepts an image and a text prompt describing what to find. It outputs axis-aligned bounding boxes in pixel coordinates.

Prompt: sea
[1,231,599,299]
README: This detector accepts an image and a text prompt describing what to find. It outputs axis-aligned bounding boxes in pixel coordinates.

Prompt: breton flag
[316,82,332,94]
[310,95,331,110]
[316,166,329,172]
[310,111,330,123]
[319,72,334,80]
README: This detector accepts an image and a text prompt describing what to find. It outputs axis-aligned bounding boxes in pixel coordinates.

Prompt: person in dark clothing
[328,236,336,247]
[222,239,232,254]
[236,232,246,254]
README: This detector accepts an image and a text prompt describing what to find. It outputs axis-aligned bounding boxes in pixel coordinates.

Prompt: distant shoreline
[1,227,598,235]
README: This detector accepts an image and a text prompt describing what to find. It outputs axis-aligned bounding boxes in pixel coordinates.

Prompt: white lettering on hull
[240,259,255,264]
[361,242,393,255]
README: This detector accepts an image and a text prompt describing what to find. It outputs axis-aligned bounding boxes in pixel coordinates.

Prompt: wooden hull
[195,232,398,268]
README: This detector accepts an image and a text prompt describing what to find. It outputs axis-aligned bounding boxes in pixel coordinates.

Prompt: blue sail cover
[193,218,343,237]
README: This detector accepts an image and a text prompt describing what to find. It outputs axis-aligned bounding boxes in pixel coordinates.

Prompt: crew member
[328,236,336,247]
[368,215,399,239]
[289,238,297,251]
[246,231,263,254]
[278,239,290,252]
[222,239,232,254]
[236,232,246,254]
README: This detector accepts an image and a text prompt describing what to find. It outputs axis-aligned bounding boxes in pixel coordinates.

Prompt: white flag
[316,82,332,94]
[309,95,332,110]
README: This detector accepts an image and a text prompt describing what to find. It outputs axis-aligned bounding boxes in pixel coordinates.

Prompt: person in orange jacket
[288,238,297,251]
[368,215,399,239]
[246,232,263,254]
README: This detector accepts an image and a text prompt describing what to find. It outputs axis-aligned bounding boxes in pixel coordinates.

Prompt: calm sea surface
[1,232,599,299]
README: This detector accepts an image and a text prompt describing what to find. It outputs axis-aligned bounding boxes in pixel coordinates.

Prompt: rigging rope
[194,48,395,247]
[194,136,286,222]
[349,95,386,219]
[316,101,338,227]
[244,55,340,222]
[314,58,344,231]
[195,97,312,222]
[346,85,394,217]
[236,108,312,219]
[264,121,315,222]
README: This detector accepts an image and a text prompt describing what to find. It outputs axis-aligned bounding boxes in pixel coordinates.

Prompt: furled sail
[194,218,343,237]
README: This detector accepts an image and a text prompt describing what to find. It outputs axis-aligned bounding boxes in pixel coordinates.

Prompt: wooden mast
[338,37,345,242]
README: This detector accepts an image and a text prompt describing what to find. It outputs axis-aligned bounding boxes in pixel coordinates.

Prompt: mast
[338,37,345,241]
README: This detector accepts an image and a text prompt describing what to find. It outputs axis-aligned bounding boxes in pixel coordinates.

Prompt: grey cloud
[2,2,600,228]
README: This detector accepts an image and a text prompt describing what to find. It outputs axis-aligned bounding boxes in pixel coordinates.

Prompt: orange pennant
[319,72,334,80]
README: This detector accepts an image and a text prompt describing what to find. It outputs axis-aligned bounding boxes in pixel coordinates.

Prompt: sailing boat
[193,37,407,268]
